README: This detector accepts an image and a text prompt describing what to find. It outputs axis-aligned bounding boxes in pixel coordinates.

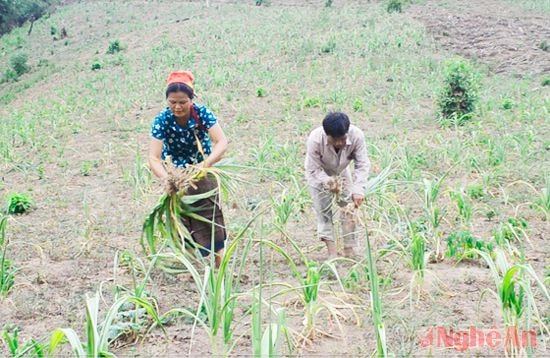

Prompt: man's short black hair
[322,112,350,137]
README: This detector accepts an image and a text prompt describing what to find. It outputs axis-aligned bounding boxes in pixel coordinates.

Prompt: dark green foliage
[91,61,102,71]
[493,217,528,245]
[256,87,266,97]
[501,98,513,110]
[539,40,549,52]
[466,184,484,200]
[325,0,333,7]
[446,231,493,260]
[321,39,336,53]
[106,40,123,54]
[1,325,44,356]
[1,68,18,83]
[542,78,550,87]
[437,59,479,126]
[10,53,30,76]
[386,0,403,13]
[6,192,33,214]
[0,0,55,35]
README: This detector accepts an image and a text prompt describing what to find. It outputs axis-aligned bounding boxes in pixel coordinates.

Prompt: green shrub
[303,97,321,108]
[352,98,364,112]
[321,39,336,53]
[6,193,33,214]
[466,184,484,200]
[9,53,30,76]
[106,40,123,54]
[325,0,333,7]
[386,0,403,13]
[446,231,493,260]
[501,98,513,110]
[539,40,549,52]
[542,78,550,87]
[91,61,102,71]
[50,25,57,36]
[493,217,527,245]
[256,87,266,97]
[437,58,479,126]
[2,68,18,83]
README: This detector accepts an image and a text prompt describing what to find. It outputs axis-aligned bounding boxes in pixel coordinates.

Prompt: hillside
[0,0,549,356]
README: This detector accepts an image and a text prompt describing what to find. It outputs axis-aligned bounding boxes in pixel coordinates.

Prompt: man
[305,112,370,258]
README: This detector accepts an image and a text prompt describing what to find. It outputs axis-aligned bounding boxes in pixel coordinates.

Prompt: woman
[148,70,229,267]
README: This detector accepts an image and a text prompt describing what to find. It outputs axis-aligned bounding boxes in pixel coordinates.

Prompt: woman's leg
[214,248,224,268]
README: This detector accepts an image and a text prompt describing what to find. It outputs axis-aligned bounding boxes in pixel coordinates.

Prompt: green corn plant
[155,212,258,356]
[49,291,163,357]
[422,176,445,259]
[259,229,358,344]
[449,188,472,226]
[1,216,16,298]
[475,249,549,357]
[410,230,426,279]
[1,325,45,357]
[250,216,293,357]
[6,193,33,214]
[445,230,494,262]
[251,295,292,358]
[535,174,550,218]
[365,228,388,357]
[271,189,295,227]
[492,218,529,257]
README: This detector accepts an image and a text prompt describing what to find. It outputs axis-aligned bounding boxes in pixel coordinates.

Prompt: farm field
[0,0,549,356]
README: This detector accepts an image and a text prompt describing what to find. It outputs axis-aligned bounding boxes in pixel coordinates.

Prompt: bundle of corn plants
[141,158,239,271]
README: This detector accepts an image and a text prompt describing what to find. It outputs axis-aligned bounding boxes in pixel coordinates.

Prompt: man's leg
[309,186,336,258]
[337,186,358,257]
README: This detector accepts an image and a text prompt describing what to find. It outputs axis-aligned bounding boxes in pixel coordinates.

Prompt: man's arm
[305,135,331,188]
[351,130,370,196]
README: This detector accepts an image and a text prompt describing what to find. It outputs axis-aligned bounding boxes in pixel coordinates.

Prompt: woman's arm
[148,138,168,179]
[203,123,228,167]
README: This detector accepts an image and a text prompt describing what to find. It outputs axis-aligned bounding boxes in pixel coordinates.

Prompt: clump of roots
[164,156,203,195]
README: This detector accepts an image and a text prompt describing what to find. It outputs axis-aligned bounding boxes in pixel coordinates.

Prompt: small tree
[386,0,403,13]
[10,53,30,76]
[437,58,479,126]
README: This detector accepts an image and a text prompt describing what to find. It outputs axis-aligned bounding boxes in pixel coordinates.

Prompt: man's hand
[325,177,342,193]
[352,193,364,208]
